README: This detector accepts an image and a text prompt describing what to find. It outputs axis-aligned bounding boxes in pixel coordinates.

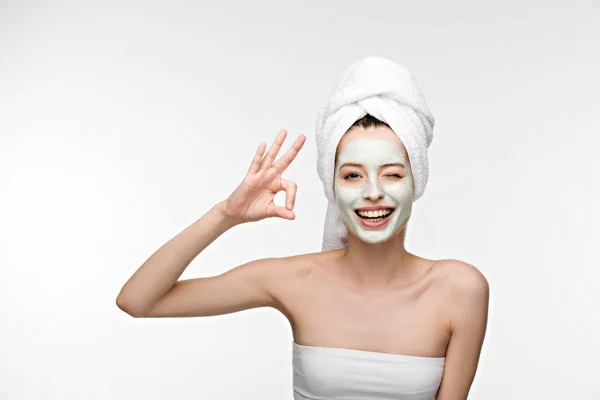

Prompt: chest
[277,266,451,358]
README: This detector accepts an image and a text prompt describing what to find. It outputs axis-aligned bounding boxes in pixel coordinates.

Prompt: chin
[352,227,406,245]
[359,235,395,245]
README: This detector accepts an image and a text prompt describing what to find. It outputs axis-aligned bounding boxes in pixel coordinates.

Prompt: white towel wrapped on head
[315,56,435,252]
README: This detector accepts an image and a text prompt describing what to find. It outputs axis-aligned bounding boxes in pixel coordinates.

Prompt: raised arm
[116,128,306,318]
[115,201,273,318]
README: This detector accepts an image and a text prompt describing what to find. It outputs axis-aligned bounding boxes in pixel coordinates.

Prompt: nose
[362,177,384,201]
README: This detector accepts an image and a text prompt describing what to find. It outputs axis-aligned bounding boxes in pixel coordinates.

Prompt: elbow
[116,295,147,318]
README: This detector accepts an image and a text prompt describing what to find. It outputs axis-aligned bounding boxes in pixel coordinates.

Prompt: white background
[1,0,599,398]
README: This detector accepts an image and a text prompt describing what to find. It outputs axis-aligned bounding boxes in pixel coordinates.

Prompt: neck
[337,227,419,290]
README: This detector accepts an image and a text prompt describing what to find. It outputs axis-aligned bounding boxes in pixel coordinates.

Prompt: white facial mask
[334,139,413,244]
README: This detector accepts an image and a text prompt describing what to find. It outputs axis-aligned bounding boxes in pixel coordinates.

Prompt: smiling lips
[354,207,395,228]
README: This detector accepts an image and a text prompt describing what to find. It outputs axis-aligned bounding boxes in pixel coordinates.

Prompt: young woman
[117,122,488,400]
[117,56,489,399]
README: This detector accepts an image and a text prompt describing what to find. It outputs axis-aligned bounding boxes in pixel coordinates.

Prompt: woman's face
[334,126,414,244]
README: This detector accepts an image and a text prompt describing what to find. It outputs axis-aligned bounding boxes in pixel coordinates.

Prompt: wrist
[215,200,244,226]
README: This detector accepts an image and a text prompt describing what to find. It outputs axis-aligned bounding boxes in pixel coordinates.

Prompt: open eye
[343,173,361,180]
[386,174,403,178]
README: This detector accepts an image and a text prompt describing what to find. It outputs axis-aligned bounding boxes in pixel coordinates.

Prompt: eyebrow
[340,162,405,169]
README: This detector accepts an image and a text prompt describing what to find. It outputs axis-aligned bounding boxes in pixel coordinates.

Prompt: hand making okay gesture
[223,129,306,224]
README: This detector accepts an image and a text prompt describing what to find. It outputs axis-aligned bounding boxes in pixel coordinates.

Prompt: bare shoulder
[434,259,489,293]
[252,251,327,314]
[255,250,327,290]
[268,250,331,281]
[429,259,489,335]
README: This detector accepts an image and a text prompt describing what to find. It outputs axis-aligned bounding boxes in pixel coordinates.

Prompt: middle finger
[258,129,287,171]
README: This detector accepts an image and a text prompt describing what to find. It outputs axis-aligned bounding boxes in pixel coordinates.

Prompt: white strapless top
[292,341,445,400]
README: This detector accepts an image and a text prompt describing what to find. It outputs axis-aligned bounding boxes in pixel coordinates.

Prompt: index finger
[272,134,306,173]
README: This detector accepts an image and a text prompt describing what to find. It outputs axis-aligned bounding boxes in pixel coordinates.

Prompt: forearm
[116,200,240,316]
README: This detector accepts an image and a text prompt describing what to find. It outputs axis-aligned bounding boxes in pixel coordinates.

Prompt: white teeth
[356,209,393,218]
